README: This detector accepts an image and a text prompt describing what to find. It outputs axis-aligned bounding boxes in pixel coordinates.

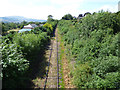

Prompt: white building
[19,24,38,33]
[23,24,38,29]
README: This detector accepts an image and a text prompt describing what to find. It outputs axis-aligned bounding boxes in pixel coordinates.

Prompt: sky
[0,0,119,20]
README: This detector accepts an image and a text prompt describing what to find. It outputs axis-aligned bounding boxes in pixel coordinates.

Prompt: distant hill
[0,16,46,23]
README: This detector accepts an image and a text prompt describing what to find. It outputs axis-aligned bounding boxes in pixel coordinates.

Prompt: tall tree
[62,14,73,20]
[47,15,54,22]
[84,12,91,16]
[48,15,53,19]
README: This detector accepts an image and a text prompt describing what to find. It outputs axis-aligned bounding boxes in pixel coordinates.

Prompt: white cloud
[0,0,119,20]
[99,5,118,12]
[50,0,83,5]
[0,0,84,19]
[0,0,48,19]
[84,0,118,3]
[87,4,118,13]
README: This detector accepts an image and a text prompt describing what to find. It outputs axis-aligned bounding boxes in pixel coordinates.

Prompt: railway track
[43,40,53,89]
[43,29,60,89]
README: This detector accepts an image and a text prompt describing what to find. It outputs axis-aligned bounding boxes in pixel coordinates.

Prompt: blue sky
[0,0,119,20]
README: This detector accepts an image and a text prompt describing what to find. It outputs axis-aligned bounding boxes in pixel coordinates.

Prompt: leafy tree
[47,15,54,22]
[48,15,53,19]
[78,14,83,17]
[21,21,27,25]
[43,23,53,36]
[35,22,40,26]
[20,25,24,29]
[28,21,35,24]
[62,14,73,20]
[84,12,91,16]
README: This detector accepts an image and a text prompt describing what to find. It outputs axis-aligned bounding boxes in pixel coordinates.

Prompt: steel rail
[43,41,53,90]
[43,29,59,90]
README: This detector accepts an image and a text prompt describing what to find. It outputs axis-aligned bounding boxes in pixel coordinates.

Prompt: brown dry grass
[57,28,76,88]
[7,28,20,33]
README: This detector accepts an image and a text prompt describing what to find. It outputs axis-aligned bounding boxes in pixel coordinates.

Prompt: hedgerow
[1,21,57,88]
[58,11,120,88]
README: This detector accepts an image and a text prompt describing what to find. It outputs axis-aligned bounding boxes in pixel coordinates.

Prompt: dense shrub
[13,32,49,56]
[58,11,120,88]
[1,38,29,88]
[43,23,53,36]
[1,20,57,88]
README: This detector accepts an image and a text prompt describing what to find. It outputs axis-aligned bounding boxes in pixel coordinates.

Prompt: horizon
[0,0,119,20]
[0,16,47,20]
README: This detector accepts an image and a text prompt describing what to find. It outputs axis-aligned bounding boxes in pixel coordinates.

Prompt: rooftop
[18,29,32,33]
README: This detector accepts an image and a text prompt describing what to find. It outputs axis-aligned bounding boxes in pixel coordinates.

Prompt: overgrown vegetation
[58,11,120,88]
[1,19,58,88]
[1,11,120,88]
[58,33,65,88]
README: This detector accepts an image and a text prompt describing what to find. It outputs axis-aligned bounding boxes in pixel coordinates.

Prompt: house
[38,24,44,27]
[23,24,38,29]
[19,24,38,33]
[18,29,32,33]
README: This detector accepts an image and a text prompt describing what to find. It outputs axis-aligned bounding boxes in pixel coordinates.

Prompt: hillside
[0,16,46,23]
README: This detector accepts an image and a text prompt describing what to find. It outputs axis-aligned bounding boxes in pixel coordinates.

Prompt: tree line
[1,21,46,35]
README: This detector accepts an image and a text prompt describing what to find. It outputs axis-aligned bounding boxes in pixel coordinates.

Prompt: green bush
[58,11,120,88]
[72,62,93,88]
[1,20,56,88]
[1,39,29,88]
[13,32,49,58]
